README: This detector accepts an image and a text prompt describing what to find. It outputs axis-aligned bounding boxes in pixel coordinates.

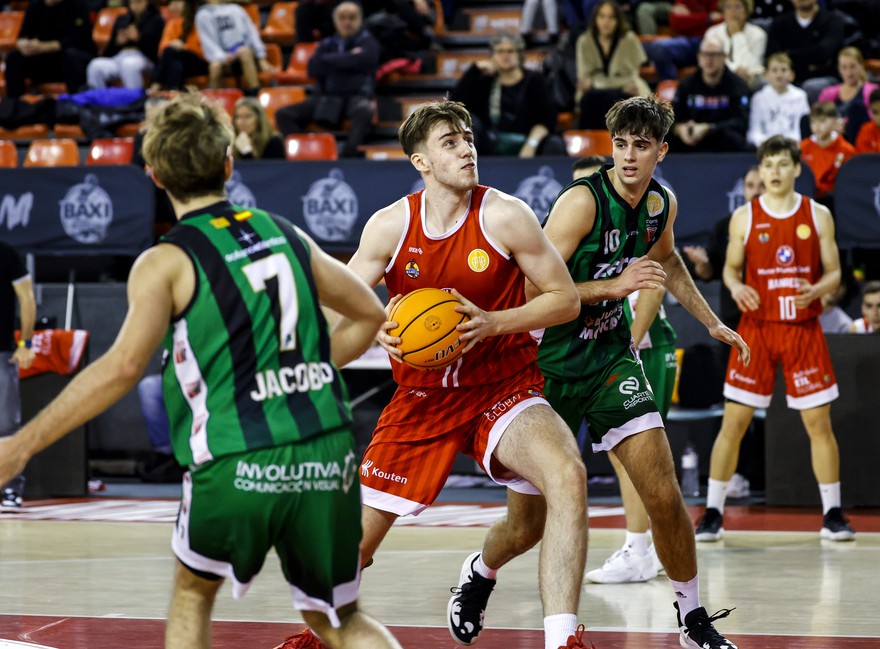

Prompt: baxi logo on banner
[226,171,257,207]
[302,169,358,241]
[59,174,113,244]
[514,165,563,219]
[0,193,34,230]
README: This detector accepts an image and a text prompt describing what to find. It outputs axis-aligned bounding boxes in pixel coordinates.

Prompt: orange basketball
[388,288,469,369]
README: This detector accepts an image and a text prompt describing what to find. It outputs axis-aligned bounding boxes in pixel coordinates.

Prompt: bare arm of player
[302,228,386,368]
[534,184,667,304]
[347,200,409,362]
[652,194,750,365]
[0,246,180,487]
[11,276,36,371]
[629,287,665,347]
[453,192,579,353]
[794,204,841,309]
[723,204,761,313]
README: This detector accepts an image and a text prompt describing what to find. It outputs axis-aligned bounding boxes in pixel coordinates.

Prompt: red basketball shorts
[723,317,838,410]
[360,364,547,516]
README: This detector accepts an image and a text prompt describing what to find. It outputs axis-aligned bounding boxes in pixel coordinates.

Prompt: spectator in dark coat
[766,0,846,102]
[275,1,380,158]
[668,36,751,152]
[87,0,165,89]
[449,32,565,157]
[4,0,96,97]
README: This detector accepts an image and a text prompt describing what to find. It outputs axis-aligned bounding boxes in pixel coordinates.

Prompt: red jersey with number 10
[384,185,537,389]
[743,194,823,323]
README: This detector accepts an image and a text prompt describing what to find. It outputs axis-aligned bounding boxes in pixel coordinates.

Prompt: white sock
[624,531,649,555]
[473,553,498,580]
[671,573,701,621]
[706,478,729,513]
[819,482,841,515]
[544,613,577,649]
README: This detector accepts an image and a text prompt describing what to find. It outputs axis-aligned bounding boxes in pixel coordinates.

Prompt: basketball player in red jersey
[694,134,856,543]
[351,100,591,649]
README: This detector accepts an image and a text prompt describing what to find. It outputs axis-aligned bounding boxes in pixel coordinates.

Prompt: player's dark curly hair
[605,95,675,143]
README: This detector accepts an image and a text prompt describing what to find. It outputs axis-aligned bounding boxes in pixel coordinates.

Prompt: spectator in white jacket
[195,0,275,92]
[747,51,810,148]
[703,0,766,89]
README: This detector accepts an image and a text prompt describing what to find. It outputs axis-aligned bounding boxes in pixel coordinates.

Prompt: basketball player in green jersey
[536,96,749,649]
[570,157,675,585]
[0,93,402,649]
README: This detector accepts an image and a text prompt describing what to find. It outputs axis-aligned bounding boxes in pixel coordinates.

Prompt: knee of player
[543,457,587,502]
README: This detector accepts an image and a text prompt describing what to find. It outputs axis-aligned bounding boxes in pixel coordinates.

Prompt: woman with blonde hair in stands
[818,46,879,145]
[575,0,650,129]
[703,0,766,89]
[231,96,285,160]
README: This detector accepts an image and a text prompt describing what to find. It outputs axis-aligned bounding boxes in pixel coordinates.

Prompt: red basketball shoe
[272,629,327,649]
[559,624,597,648]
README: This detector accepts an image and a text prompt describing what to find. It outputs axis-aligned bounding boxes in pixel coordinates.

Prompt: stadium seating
[261,2,296,46]
[201,88,244,116]
[24,138,80,167]
[87,137,135,165]
[0,140,18,167]
[277,41,317,85]
[258,86,306,129]
[93,7,128,54]
[284,133,337,160]
[0,11,24,54]
[563,129,614,157]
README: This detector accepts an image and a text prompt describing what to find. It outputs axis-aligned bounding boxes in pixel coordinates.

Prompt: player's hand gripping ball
[387,288,470,369]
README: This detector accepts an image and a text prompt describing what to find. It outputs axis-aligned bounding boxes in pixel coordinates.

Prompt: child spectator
[87,0,164,90]
[849,281,880,333]
[818,47,879,146]
[855,89,880,154]
[800,101,856,209]
[195,0,276,94]
[748,52,810,148]
[231,97,285,160]
[149,0,207,92]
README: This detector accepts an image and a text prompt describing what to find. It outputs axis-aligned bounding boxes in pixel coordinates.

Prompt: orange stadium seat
[0,140,18,167]
[656,79,679,103]
[258,86,306,129]
[563,129,613,157]
[93,7,128,54]
[24,138,80,167]
[0,11,24,54]
[243,3,261,28]
[87,137,135,165]
[359,144,408,160]
[284,133,337,160]
[258,42,283,86]
[201,88,244,116]
[261,2,296,46]
[277,41,317,85]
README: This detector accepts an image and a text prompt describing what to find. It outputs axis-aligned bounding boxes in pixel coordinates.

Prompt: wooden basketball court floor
[1,497,879,648]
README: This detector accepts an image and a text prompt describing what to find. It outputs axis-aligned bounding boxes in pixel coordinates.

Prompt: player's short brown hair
[142,91,233,201]
[398,100,473,157]
[605,95,675,143]
[756,134,801,165]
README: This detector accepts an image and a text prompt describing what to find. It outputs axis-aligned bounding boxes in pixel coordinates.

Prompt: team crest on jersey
[646,191,664,217]
[58,174,113,244]
[302,169,359,241]
[405,260,420,278]
[776,245,794,266]
[514,165,563,218]
[645,217,659,243]
[226,171,256,207]
[758,232,770,243]
[796,224,812,240]
[468,248,490,272]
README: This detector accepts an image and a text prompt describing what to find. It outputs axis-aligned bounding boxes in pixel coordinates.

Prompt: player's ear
[657,141,669,162]
[410,151,430,174]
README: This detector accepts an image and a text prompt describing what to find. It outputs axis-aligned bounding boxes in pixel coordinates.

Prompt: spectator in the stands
[195,0,276,94]
[232,97,285,160]
[749,0,790,24]
[748,51,810,148]
[575,0,651,129]
[363,0,437,66]
[766,0,846,102]
[520,0,560,46]
[800,101,856,210]
[275,1,379,158]
[848,281,880,334]
[449,31,565,157]
[818,47,879,146]
[641,0,722,81]
[635,0,673,36]
[87,0,165,90]
[4,0,96,97]
[669,36,750,152]
[855,89,880,153]
[149,0,208,92]
[703,0,766,89]
[295,0,337,42]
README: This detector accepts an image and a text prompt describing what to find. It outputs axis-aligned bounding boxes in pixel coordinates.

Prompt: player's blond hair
[142,91,233,201]
[398,100,473,157]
